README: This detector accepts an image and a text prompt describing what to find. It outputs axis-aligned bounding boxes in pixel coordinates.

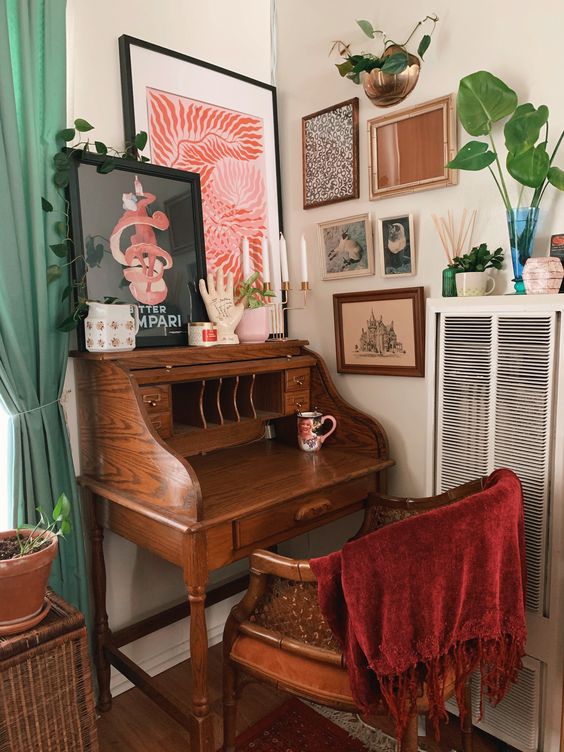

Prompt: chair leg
[223,659,238,752]
[461,678,474,752]
[403,713,419,752]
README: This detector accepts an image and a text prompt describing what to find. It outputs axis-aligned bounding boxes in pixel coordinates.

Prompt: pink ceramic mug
[297,411,337,452]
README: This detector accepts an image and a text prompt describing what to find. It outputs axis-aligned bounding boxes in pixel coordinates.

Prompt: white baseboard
[110,594,240,697]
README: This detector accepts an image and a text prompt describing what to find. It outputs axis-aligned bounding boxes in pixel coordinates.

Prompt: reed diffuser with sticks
[432,209,477,296]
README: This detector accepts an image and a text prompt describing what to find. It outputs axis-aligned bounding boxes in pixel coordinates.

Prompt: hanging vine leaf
[49,243,68,258]
[53,153,70,170]
[54,220,66,236]
[134,131,148,151]
[58,127,75,142]
[61,285,71,301]
[95,141,108,155]
[85,237,105,267]
[381,52,409,74]
[54,170,70,188]
[97,159,115,174]
[41,197,53,212]
[74,118,94,132]
[418,34,431,59]
[47,265,62,284]
[356,19,375,38]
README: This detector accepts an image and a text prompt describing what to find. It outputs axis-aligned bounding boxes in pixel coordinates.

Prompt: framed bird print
[377,214,415,278]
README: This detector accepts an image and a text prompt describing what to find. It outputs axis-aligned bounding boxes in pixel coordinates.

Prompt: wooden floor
[97,643,508,751]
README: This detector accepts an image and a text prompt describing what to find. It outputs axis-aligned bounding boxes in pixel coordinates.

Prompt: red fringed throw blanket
[310,469,527,744]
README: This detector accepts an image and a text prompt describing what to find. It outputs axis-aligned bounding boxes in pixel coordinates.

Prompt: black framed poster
[67,151,207,349]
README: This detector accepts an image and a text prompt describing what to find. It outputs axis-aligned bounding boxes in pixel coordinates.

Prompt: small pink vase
[236,307,271,343]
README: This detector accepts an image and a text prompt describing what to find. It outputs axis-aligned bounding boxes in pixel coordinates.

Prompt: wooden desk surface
[189,440,394,528]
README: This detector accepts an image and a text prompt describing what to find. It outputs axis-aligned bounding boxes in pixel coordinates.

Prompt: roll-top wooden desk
[73,339,393,751]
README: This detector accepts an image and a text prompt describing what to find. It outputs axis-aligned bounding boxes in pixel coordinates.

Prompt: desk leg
[185,536,215,752]
[88,492,112,712]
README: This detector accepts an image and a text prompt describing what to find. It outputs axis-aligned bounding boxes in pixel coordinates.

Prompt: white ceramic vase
[84,302,139,352]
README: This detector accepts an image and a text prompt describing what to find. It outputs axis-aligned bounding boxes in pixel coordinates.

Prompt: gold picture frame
[317,213,374,280]
[367,94,458,200]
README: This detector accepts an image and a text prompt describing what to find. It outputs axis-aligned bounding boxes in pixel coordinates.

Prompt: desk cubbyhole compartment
[203,378,224,425]
[220,376,240,422]
[237,375,256,419]
[171,380,206,430]
[253,372,284,417]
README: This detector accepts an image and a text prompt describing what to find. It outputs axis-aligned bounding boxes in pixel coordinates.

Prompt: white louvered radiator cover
[436,313,554,614]
[427,300,564,752]
[445,656,542,752]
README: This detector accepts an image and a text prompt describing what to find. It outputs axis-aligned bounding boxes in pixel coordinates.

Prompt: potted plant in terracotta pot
[235,272,276,344]
[450,243,504,297]
[0,494,71,635]
[331,13,439,107]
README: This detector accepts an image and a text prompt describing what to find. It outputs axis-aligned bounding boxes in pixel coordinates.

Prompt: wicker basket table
[0,589,98,751]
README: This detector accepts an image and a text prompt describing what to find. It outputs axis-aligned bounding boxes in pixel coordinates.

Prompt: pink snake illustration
[109,176,172,305]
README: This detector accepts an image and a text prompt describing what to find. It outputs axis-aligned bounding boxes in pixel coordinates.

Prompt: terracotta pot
[235,307,271,343]
[0,529,58,635]
[362,45,420,107]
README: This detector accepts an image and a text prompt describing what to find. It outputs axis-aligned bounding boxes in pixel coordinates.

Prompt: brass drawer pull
[295,401,303,410]
[293,376,305,386]
[294,499,332,521]
[143,393,161,406]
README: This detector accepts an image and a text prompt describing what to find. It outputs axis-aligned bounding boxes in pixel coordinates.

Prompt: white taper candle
[279,233,289,282]
[261,236,270,282]
[300,234,308,283]
[242,236,251,279]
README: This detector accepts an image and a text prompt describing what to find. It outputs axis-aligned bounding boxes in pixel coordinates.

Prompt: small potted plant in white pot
[235,272,276,343]
[0,494,71,635]
[451,243,504,296]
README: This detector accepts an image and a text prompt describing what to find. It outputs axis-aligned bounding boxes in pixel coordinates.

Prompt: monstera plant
[447,70,564,292]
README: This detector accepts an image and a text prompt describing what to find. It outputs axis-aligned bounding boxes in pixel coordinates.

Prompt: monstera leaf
[504,104,549,155]
[447,141,496,171]
[456,71,518,136]
[507,144,550,188]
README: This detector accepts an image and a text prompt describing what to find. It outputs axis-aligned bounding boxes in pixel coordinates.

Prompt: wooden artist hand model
[199,268,244,344]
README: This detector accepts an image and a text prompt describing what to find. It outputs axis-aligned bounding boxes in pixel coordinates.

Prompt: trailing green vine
[42,118,149,331]
[331,13,439,83]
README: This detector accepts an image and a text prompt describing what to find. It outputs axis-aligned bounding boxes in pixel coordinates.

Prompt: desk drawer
[149,412,172,439]
[284,390,310,415]
[234,478,369,549]
[139,384,171,413]
[139,385,172,438]
[284,368,311,392]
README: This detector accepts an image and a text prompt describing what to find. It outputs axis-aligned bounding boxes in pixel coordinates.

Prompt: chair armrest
[250,549,317,583]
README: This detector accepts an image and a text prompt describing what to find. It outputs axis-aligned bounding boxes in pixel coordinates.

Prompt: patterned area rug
[235,698,397,752]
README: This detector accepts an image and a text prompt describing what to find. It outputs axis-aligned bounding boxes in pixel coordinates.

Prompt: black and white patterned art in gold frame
[302,98,359,210]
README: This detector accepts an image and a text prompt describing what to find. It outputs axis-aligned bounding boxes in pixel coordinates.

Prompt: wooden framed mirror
[368,94,458,200]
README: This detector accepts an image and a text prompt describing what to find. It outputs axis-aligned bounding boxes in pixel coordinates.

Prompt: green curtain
[0,0,90,618]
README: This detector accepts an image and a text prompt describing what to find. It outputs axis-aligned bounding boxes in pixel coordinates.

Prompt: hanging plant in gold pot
[331,14,439,108]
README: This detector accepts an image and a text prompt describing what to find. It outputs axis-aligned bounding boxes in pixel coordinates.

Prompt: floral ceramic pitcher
[84,302,139,353]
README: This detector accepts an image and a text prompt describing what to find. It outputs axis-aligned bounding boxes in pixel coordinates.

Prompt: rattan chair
[222,479,485,752]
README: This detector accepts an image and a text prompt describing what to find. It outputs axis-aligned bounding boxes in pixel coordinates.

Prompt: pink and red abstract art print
[147,88,267,283]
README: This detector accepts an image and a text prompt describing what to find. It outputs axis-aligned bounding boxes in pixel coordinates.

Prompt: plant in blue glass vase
[447,71,564,293]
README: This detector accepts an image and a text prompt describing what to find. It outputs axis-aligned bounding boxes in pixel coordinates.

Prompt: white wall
[276,0,564,497]
[65,0,272,692]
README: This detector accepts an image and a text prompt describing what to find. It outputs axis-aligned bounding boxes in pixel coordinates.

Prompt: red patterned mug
[297,411,337,452]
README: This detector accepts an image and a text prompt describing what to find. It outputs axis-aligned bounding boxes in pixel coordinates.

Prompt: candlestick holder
[269,281,310,340]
